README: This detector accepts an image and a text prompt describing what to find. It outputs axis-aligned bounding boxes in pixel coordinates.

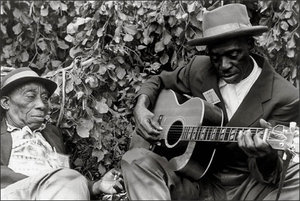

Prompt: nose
[35,96,48,111]
[220,56,232,70]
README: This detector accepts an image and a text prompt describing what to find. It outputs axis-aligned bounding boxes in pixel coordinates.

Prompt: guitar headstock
[266,124,298,151]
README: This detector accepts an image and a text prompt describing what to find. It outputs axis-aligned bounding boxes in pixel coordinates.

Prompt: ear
[0,96,10,111]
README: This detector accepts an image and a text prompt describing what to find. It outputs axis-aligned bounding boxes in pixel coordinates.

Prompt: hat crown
[0,67,57,96]
[203,4,251,37]
[1,67,38,88]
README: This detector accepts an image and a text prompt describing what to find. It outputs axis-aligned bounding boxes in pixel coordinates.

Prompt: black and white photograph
[0,0,299,200]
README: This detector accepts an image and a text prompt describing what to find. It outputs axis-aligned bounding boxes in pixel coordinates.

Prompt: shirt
[219,57,262,120]
[7,122,69,177]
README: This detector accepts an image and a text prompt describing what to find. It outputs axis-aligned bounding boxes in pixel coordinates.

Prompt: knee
[49,168,88,187]
[122,148,168,174]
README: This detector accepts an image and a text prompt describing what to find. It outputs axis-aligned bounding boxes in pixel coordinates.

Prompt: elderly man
[121,4,299,200]
[0,67,123,200]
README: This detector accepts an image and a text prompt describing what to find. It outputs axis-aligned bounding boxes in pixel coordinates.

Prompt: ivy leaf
[155,40,164,53]
[163,32,172,45]
[85,75,99,88]
[160,53,169,65]
[123,34,134,42]
[280,21,289,31]
[20,51,29,62]
[57,39,69,49]
[12,23,22,35]
[116,67,126,79]
[187,2,196,13]
[51,60,62,68]
[37,39,47,51]
[123,24,137,35]
[97,27,105,37]
[13,8,22,19]
[95,98,109,114]
[41,5,49,16]
[49,1,60,11]
[92,149,107,162]
[69,46,82,58]
[76,118,94,138]
[65,34,74,43]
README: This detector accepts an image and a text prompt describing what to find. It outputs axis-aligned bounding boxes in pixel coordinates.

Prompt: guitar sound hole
[167,121,183,146]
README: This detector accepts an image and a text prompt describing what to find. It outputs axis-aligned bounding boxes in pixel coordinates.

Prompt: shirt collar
[6,120,46,133]
[219,56,260,88]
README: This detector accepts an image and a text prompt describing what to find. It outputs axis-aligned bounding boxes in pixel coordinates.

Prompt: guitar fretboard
[180,126,265,142]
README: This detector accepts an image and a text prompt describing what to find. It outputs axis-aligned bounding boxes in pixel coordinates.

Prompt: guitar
[131,89,297,180]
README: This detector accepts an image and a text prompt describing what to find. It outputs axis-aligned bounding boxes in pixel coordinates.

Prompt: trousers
[121,148,299,200]
[1,168,90,200]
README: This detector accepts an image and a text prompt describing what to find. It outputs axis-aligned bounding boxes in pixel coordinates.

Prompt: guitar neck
[181,126,265,142]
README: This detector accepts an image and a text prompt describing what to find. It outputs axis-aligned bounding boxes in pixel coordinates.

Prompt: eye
[41,94,49,102]
[228,51,239,59]
[25,92,36,100]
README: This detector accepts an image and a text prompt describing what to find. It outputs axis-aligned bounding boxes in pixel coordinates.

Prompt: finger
[253,133,272,154]
[237,130,244,147]
[141,119,161,135]
[244,130,255,150]
[149,119,163,131]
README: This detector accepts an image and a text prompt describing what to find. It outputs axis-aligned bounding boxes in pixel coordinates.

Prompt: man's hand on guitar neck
[134,94,163,141]
[237,119,276,158]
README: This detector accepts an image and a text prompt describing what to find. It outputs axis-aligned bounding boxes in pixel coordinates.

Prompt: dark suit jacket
[0,120,66,188]
[137,54,299,185]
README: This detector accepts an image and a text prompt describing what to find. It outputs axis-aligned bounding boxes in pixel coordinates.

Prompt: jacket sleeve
[1,166,28,189]
[249,85,299,184]
[136,56,196,108]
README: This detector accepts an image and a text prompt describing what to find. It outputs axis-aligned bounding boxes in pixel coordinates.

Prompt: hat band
[203,22,251,37]
[2,71,39,88]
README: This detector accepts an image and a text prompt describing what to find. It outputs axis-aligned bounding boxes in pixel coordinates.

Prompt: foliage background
[1,0,299,199]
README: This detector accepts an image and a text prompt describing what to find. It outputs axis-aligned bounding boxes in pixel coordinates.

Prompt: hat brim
[187,26,268,46]
[0,76,57,97]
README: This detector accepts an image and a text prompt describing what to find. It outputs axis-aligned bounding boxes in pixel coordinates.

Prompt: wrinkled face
[0,82,50,130]
[207,38,253,84]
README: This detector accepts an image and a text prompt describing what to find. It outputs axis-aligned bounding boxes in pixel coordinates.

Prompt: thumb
[259,119,272,129]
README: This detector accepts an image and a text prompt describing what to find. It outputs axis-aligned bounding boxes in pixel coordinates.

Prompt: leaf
[160,53,169,65]
[20,51,29,62]
[69,46,82,58]
[76,118,94,138]
[163,32,172,45]
[116,67,126,79]
[49,1,60,11]
[92,149,107,162]
[41,5,48,16]
[123,24,138,35]
[37,39,47,51]
[95,98,109,114]
[123,34,134,42]
[97,27,105,37]
[12,23,22,35]
[287,49,295,58]
[13,8,22,19]
[280,21,289,31]
[287,36,295,49]
[51,60,62,68]
[187,2,196,13]
[85,75,99,88]
[57,39,69,49]
[65,35,74,43]
[155,40,164,53]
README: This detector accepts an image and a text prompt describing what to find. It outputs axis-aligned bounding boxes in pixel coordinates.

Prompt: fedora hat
[187,4,268,46]
[0,67,57,97]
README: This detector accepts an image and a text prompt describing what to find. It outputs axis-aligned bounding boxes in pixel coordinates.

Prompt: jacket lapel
[226,55,274,127]
[199,67,229,124]
[1,120,12,165]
